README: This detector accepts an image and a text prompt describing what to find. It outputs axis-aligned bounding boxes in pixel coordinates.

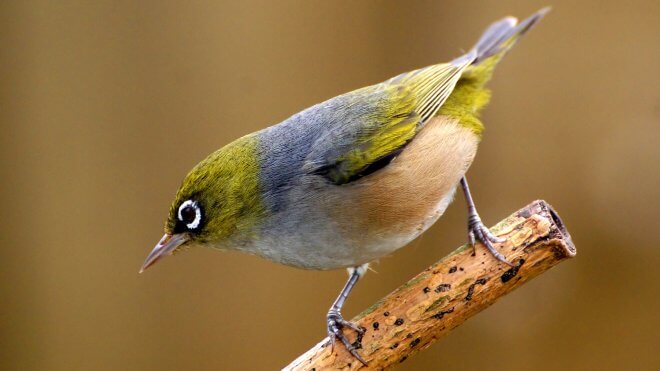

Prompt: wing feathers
[306,52,476,185]
[405,51,476,124]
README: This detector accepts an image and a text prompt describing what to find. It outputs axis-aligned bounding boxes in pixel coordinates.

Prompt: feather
[303,8,548,185]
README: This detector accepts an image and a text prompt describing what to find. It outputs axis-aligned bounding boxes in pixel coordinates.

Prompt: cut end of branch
[284,200,576,370]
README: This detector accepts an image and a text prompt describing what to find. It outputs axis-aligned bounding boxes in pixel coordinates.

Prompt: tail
[439,8,549,135]
[469,7,549,66]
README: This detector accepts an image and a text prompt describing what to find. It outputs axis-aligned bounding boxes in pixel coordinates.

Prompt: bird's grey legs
[460,176,512,266]
[327,264,368,365]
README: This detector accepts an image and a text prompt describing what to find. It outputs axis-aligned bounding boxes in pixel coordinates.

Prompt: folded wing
[306,54,475,185]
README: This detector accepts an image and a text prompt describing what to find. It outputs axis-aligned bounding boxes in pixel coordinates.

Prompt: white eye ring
[178,200,202,230]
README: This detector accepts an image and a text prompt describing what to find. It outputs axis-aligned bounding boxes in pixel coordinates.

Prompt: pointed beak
[139,233,190,273]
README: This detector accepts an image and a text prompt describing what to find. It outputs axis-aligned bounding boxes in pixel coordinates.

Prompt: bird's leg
[326,264,368,366]
[460,176,513,266]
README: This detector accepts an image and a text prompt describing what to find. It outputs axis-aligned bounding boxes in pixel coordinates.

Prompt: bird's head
[140,135,265,272]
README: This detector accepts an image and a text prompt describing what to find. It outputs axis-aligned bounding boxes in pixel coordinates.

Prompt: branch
[284,200,576,370]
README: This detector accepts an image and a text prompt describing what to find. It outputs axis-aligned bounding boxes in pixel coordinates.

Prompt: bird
[140,8,548,365]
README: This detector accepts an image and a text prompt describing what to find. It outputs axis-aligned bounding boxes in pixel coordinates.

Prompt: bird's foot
[326,310,367,366]
[468,212,513,266]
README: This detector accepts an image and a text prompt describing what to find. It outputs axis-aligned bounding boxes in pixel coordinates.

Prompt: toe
[483,239,513,266]
[338,318,364,333]
[481,225,505,243]
[326,315,368,365]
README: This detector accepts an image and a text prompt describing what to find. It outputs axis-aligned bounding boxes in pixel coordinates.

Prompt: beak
[139,233,190,273]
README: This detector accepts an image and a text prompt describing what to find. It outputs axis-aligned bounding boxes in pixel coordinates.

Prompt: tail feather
[439,8,549,135]
[471,7,550,65]
[472,16,517,63]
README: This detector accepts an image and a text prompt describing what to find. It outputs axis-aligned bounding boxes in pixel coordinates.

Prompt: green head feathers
[166,134,265,248]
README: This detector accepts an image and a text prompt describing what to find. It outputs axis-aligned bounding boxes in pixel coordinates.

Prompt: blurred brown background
[1,0,658,370]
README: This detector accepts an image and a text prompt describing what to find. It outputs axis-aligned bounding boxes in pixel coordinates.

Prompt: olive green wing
[306,53,475,185]
[386,50,476,125]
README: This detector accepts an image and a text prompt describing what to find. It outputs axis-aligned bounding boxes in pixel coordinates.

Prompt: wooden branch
[284,200,576,370]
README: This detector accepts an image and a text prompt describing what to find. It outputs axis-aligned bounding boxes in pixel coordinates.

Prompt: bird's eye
[177,200,202,230]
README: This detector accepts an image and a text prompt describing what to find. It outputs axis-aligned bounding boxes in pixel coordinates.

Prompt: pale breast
[328,116,479,258]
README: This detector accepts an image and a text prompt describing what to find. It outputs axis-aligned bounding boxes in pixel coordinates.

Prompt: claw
[468,229,477,256]
[327,312,368,366]
[468,216,513,266]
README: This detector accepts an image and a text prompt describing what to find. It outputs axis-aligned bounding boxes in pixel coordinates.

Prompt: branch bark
[284,200,576,370]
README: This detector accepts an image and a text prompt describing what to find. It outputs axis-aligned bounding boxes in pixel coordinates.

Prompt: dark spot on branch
[435,283,451,293]
[459,267,464,271]
[383,311,390,317]
[390,342,399,349]
[372,322,379,330]
[400,356,408,363]
[406,333,412,339]
[519,208,532,218]
[352,329,365,349]
[410,337,421,347]
[432,306,455,319]
[394,318,404,326]
[501,259,526,283]
[465,278,488,301]
[449,266,457,273]
[423,286,431,293]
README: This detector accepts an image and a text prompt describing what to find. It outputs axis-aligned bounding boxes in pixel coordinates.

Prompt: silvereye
[141,9,548,364]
